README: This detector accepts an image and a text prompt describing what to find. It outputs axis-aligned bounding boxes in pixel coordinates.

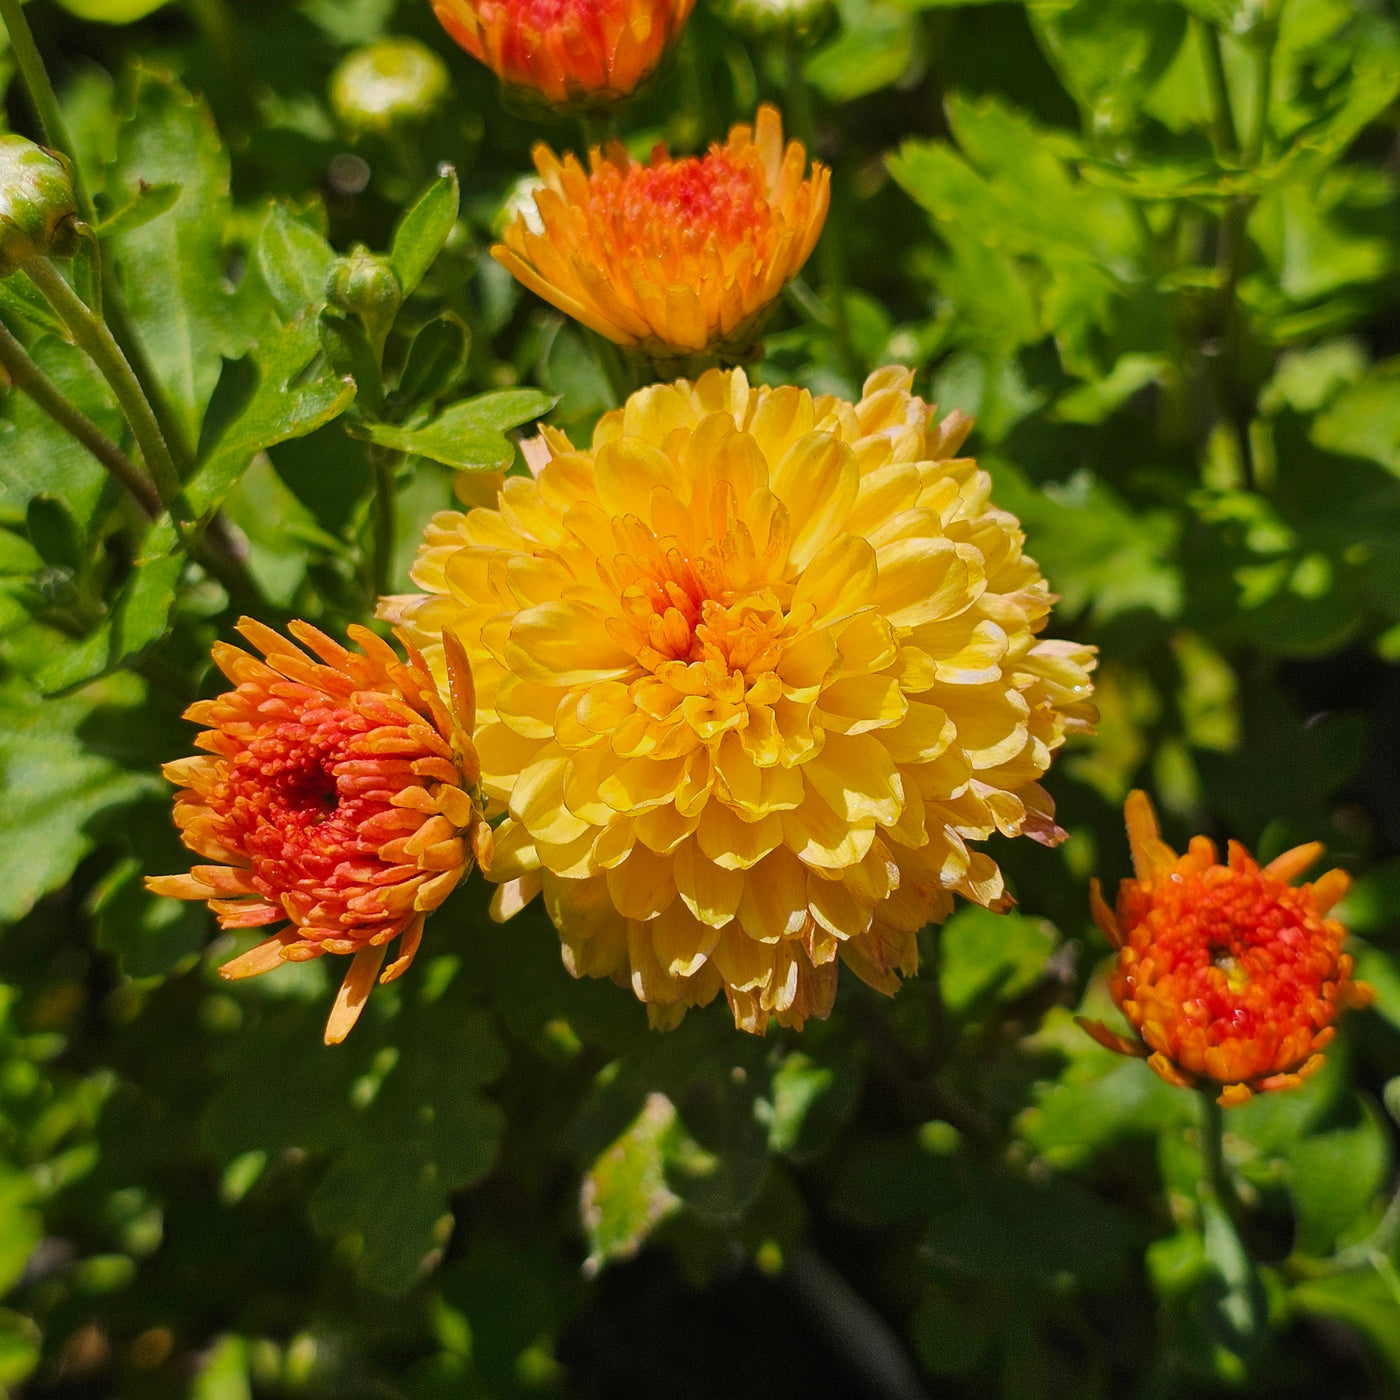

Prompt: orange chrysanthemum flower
[432,0,695,112]
[1078,791,1372,1108]
[492,106,829,368]
[146,620,490,1044]
[382,366,1095,1034]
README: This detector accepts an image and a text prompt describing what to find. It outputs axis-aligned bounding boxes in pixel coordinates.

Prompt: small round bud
[710,0,832,40]
[326,246,403,355]
[330,38,451,136]
[0,135,80,277]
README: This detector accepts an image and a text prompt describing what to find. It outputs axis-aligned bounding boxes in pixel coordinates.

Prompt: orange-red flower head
[432,0,695,113]
[492,106,829,368]
[1078,791,1371,1108]
[146,619,490,1044]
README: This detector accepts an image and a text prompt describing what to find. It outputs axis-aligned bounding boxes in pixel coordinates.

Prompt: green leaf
[1052,353,1168,424]
[256,204,336,321]
[986,459,1182,620]
[0,336,125,530]
[1311,360,1400,475]
[1199,1190,1268,1358]
[319,309,384,415]
[346,389,555,470]
[0,271,66,336]
[398,314,470,407]
[1287,1099,1391,1255]
[36,547,184,693]
[1293,1271,1400,1377]
[188,316,357,523]
[90,180,180,239]
[805,6,916,102]
[939,905,1057,1014]
[1028,0,1187,136]
[107,69,244,452]
[580,1093,684,1276]
[50,0,174,19]
[389,168,461,299]
[26,495,86,574]
[0,675,154,923]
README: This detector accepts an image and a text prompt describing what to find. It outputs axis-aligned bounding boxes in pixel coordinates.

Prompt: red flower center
[591,150,772,257]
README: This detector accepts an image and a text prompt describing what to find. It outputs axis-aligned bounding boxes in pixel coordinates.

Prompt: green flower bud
[710,0,832,40]
[0,135,80,277]
[330,38,451,136]
[326,245,403,357]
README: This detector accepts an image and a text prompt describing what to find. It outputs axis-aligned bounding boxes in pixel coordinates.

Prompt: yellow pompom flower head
[382,367,1095,1033]
[432,0,696,114]
[147,620,490,1044]
[1078,791,1372,1107]
[491,106,830,373]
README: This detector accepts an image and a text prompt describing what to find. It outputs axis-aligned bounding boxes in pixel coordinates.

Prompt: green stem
[0,0,92,219]
[1198,1087,1238,1218]
[593,332,635,407]
[781,37,858,388]
[1245,26,1275,169]
[0,315,160,515]
[1200,21,1240,161]
[371,450,400,596]
[1332,1181,1400,1273]
[25,255,184,514]
[577,109,617,154]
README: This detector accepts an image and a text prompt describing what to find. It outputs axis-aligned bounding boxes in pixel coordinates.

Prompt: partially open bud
[0,135,80,277]
[326,246,403,357]
[330,38,451,136]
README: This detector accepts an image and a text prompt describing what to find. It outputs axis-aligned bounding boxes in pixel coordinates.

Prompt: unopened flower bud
[326,246,402,356]
[711,0,832,40]
[330,38,451,136]
[0,135,80,277]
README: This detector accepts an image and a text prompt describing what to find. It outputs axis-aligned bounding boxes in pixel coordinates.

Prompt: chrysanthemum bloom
[491,106,829,368]
[146,620,490,1044]
[432,0,695,113]
[381,366,1095,1033]
[1078,791,1372,1107]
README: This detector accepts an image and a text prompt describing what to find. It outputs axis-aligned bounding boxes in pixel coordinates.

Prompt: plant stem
[371,450,400,596]
[1200,21,1240,161]
[0,315,160,516]
[25,255,185,515]
[593,332,635,407]
[1198,1087,1237,1217]
[781,36,859,388]
[0,0,92,218]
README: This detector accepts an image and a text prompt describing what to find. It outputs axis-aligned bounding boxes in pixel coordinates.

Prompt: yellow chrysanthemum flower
[491,106,829,368]
[382,367,1095,1033]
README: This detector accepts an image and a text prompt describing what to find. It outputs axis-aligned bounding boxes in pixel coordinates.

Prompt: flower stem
[1199,1087,1237,1217]
[1200,21,1240,162]
[780,36,859,389]
[25,255,185,516]
[0,315,161,516]
[371,449,400,596]
[0,0,91,217]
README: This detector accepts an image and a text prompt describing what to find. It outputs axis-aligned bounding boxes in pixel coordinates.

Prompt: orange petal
[1124,790,1177,883]
[1146,1050,1195,1089]
[220,932,299,980]
[1075,1016,1144,1058]
[1308,867,1350,914]
[1264,841,1324,884]
[441,627,477,733]
[1217,1082,1253,1108]
[380,914,426,984]
[324,944,388,1045]
[1088,878,1122,949]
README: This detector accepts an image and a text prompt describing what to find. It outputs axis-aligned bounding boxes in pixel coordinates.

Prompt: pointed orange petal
[324,944,388,1045]
[441,628,477,733]
[1264,841,1324,884]
[1146,1050,1195,1089]
[220,933,298,980]
[1088,878,1122,948]
[1309,867,1350,914]
[1124,790,1177,883]
[1075,1016,1145,1058]
[380,914,426,984]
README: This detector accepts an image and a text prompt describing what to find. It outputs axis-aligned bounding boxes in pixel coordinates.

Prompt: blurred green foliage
[0,0,1398,1395]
